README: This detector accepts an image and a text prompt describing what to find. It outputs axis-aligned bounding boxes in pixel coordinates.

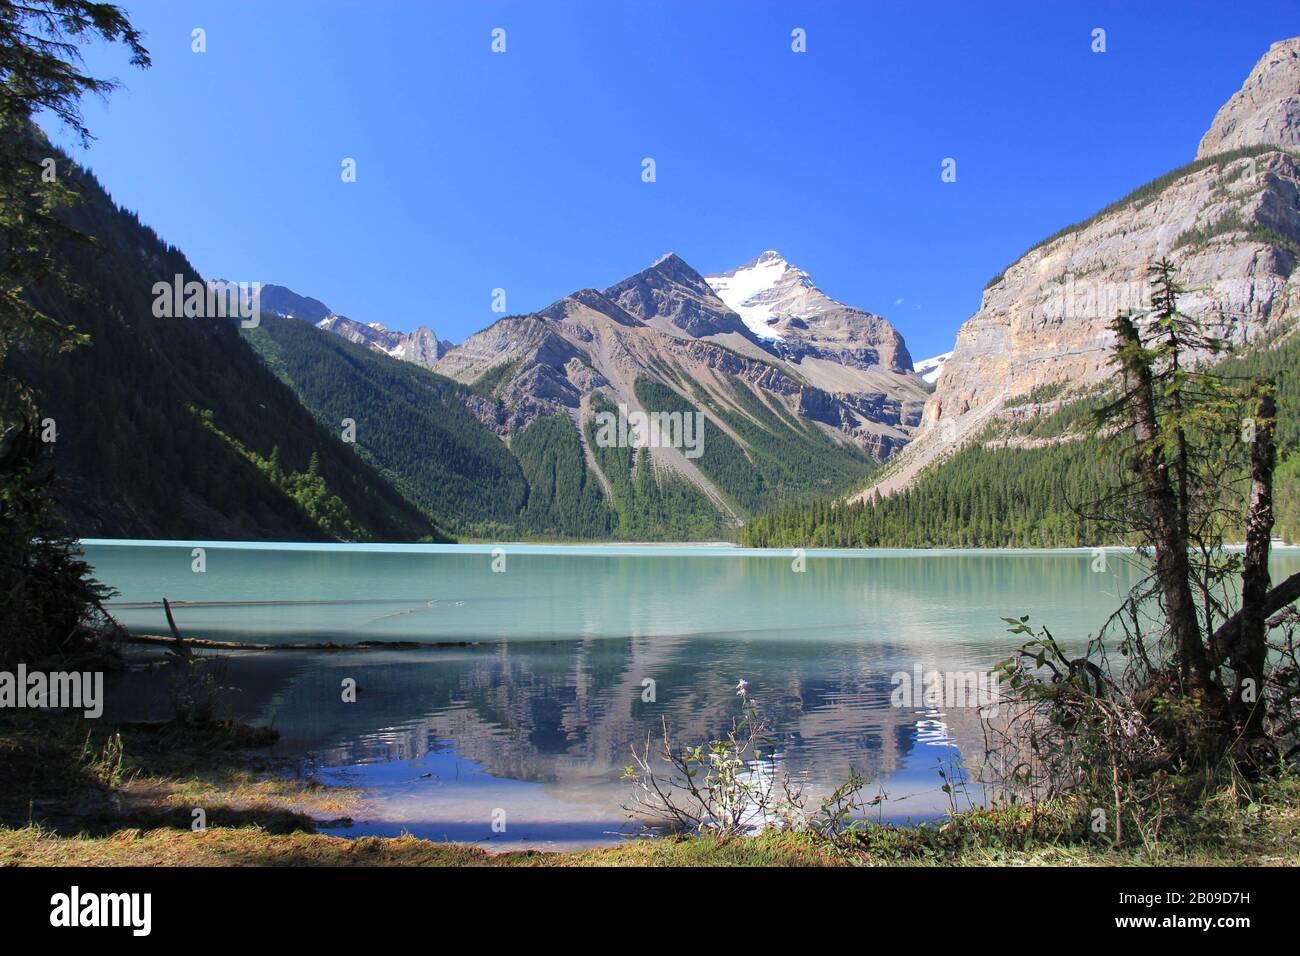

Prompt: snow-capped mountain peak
[704,250,814,340]
[705,252,915,375]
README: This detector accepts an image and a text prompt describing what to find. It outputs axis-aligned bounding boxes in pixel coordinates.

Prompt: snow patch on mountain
[706,250,915,375]
[914,351,952,385]
[704,251,795,341]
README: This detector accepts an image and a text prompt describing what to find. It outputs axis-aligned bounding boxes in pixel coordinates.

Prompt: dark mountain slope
[244,312,533,536]
[13,163,442,542]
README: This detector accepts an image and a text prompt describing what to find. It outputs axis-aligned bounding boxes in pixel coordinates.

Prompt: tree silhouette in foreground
[1,1,148,667]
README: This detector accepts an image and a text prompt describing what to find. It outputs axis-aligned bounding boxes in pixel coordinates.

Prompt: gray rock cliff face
[1198,37,1300,159]
[929,36,1300,429]
[930,149,1300,426]
[390,326,446,366]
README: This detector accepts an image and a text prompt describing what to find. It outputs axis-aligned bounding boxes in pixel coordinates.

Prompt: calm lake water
[83,540,1300,850]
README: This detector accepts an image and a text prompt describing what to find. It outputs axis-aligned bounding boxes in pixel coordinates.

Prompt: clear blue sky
[47,0,1299,361]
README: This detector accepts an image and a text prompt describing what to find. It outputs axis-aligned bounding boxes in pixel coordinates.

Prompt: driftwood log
[126,632,479,652]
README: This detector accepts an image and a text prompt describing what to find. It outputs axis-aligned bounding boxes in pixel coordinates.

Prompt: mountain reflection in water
[88,543,1300,849]
[109,640,987,848]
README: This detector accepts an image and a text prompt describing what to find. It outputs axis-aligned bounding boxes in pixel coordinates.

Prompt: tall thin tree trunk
[1111,315,1216,703]
[1235,387,1276,737]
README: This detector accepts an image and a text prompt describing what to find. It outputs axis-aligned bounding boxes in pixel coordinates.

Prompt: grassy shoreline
[2,709,1298,867]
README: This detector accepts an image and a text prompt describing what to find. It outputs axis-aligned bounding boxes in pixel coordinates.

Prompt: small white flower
[735,678,749,697]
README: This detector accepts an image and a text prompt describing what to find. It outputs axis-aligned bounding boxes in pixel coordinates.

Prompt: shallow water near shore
[84,541,1300,850]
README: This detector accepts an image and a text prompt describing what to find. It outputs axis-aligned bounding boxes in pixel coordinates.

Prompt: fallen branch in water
[124,633,481,652]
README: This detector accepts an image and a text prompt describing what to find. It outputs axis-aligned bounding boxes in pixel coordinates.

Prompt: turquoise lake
[82,541,1300,849]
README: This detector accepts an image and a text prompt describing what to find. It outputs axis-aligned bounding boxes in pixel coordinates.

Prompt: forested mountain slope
[11,160,443,542]
[245,311,620,540]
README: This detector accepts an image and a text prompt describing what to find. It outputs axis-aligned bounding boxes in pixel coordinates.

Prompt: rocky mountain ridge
[436,251,926,471]
[1198,36,1300,159]
[258,283,450,368]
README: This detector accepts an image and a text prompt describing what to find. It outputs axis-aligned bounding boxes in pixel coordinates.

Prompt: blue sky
[48,0,1298,361]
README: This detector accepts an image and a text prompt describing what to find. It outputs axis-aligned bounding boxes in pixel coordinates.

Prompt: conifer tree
[1,2,148,666]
